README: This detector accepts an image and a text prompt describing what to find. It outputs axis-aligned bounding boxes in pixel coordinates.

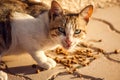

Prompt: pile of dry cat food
[54,47,99,73]
[32,46,99,74]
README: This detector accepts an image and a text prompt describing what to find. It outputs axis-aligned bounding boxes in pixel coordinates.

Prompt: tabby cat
[0,1,93,69]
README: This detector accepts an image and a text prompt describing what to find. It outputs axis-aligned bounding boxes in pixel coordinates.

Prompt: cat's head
[48,1,93,51]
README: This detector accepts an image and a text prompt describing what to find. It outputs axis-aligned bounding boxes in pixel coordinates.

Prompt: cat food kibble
[36,69,40,73]
[54,47,99,73]
[114,49,120,54]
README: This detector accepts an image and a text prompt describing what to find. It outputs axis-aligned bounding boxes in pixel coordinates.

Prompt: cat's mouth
[62,43,72,49]
[62,41,77,51]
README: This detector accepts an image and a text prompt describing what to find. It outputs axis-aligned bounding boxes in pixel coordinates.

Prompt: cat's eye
[58,27,65,34]
[74,29,81,34]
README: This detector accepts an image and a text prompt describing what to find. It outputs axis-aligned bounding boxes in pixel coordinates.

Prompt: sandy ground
[1,5,120,80]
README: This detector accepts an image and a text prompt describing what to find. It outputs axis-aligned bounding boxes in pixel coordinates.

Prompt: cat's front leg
[29,51,56,69]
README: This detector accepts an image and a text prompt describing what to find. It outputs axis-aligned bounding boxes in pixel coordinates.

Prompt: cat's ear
[49,1,63,20]
[80,5,93,22]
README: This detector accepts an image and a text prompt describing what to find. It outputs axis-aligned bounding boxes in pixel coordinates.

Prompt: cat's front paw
[39,57,56,70]
[0,71,8,80]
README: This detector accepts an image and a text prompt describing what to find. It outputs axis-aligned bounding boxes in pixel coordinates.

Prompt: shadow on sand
[48,71,104,80]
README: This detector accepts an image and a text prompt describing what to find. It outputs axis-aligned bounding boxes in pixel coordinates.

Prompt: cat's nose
[65,38,72,47]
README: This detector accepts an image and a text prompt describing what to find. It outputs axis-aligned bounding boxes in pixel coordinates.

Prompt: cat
[0,1,93,70]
